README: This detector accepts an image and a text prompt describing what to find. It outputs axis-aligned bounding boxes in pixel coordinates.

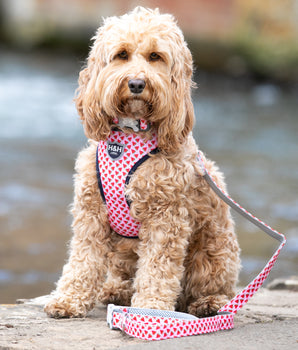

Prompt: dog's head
[75,7,195,153]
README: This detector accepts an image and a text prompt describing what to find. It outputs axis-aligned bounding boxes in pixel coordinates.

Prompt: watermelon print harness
[96,128,159,238]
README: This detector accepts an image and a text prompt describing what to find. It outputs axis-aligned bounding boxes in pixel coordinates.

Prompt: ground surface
[0,284,297,350]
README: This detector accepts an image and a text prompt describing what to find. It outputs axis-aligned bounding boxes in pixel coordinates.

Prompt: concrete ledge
[0,283,297,350]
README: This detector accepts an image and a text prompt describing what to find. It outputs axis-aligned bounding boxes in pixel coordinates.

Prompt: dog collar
[113,117,151,132]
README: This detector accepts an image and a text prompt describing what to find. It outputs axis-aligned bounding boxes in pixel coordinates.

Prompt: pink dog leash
[107,151,286,340]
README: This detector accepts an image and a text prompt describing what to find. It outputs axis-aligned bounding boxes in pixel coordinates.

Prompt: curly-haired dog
[45,7,240,319]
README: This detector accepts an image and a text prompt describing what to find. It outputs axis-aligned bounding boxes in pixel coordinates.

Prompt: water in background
[0,51,297,303]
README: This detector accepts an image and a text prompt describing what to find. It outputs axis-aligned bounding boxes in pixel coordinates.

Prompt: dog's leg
[167,156,240,317]
[182,223,240,317]
[99,235,138,306]
[131,216,192,311]
[44,202,110,318]
[44,144,111,318]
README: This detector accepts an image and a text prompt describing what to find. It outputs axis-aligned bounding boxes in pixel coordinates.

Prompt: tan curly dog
[45,7,240,319]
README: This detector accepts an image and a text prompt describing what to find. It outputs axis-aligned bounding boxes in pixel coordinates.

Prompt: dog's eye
[117,51,128,60]
[149,52,161,61]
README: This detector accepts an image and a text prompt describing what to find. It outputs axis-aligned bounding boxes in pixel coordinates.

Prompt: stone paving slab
[0,287,297,350]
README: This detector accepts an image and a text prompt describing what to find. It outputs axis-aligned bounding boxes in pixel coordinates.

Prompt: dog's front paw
[188,295,229,317]
[131,294,175,311]
[44,296,88,319]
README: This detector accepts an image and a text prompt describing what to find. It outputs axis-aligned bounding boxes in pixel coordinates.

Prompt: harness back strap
[107,150,286,340]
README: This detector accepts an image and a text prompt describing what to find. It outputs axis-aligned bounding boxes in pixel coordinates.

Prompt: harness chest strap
[96,129,159,238]
[107,150,286,340]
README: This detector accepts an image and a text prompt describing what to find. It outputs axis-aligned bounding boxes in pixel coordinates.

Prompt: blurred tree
[0,0,297,81]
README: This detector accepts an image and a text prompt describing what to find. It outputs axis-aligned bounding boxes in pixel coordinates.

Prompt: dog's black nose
[128,79,146,94]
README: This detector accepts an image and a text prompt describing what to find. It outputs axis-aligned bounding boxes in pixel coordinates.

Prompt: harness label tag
[107,141,125,161]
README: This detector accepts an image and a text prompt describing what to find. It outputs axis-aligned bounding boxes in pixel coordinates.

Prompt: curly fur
[44,7,240,319]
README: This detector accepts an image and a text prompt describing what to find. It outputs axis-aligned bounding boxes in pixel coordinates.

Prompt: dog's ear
[157,41,195,154]
[74,32,111,141]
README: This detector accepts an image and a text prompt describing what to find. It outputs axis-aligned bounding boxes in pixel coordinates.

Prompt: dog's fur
[44,7,240,318]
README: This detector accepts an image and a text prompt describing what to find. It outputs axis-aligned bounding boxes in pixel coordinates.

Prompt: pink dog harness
[96,127,158,238]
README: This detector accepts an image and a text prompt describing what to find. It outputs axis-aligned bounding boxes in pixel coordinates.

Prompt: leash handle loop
[108,306,235,340]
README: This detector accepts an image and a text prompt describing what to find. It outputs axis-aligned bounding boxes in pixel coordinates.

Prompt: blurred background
[0,0,297,304]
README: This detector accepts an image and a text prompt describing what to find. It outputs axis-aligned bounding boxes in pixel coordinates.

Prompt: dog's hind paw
[187,295,229,317]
